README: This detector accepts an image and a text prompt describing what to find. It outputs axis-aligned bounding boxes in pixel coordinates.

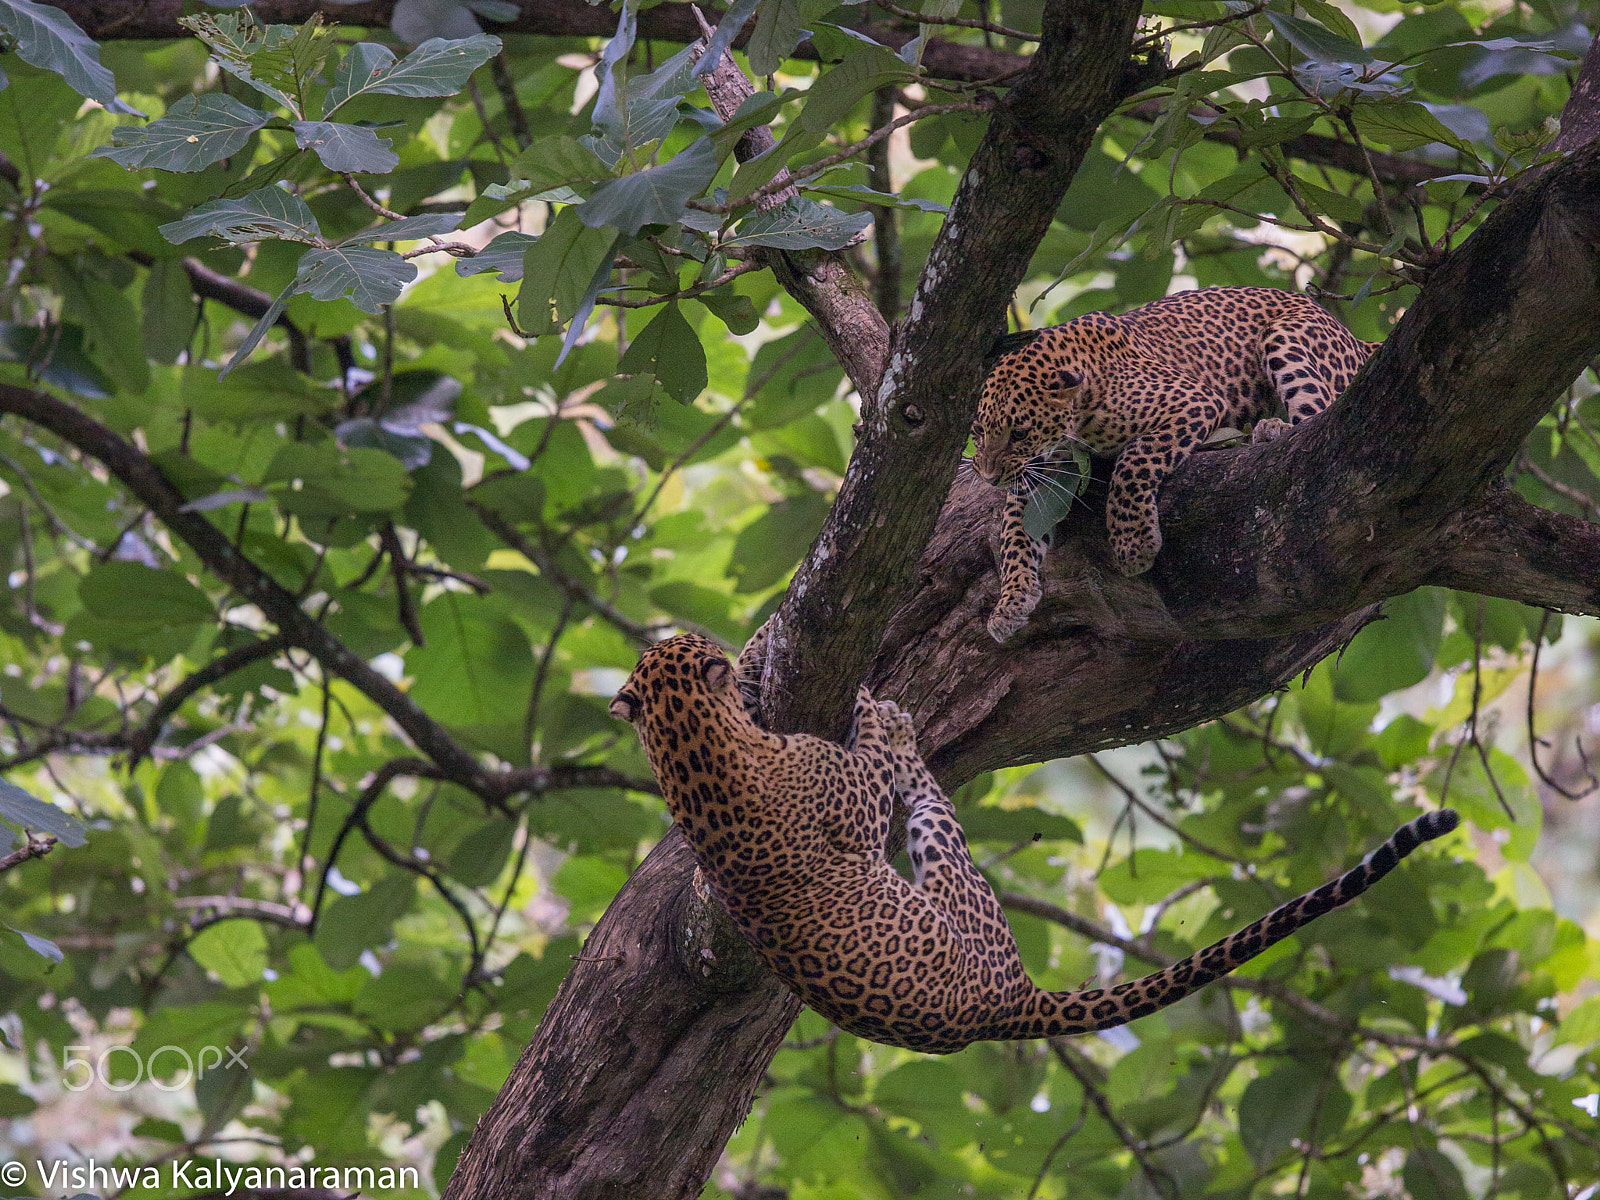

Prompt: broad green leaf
[1332,587,1446,702]
[79,561,215,626]
[324,33,503,113]
[456,231,536,281]
[290,120,399,173]
[314,874,417,970]
[91,94,269,171]
[517,206,614,334]
[802,182,949,212]
[159,184,321,246]
[797,44,914,134]
[1402,1148,1469,1200]
[293,245,416,313]
[343,212,464,244]
[142,260,197,364]
[747,0,805,76]
[693,289,758,334]
[179,12,335,116]
[617,302,707,403]
[694,0,763,78]
[505,135,611,196]
[728,492,828,592]
[726,196,872,251]
[1238,1060,1351,1165]
[0,778,86,848]
[579,138,720,236]
[188,919,268,988]
[1352,100,1468,152]
[708,89,802,156]
[1098,846,1228,906]
[1264,11,1373,65]
[554,854,631,925]
[958,806,1081,844]
[262,440,414,517]
[0,0,138,113]
[407,593,533,729]
[0,321,111,397]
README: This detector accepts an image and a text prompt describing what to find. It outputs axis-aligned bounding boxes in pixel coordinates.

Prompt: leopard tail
[1005,809,1460,1039]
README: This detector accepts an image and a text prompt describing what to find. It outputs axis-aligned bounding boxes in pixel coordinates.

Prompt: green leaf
[0,321,112,397]
[728,492,828,592]
[802,182,949,212]
[314,874,416,970]
[694,0,763,78]
[343,212,464,244]
[617,302,707,403]
[1264,11,1373,64]
[79,561,215,626]
[263,440,414,517]
[406,593,533,730]
[1332,587,1446,702]
[709,89,801,157]
[293,245,416,313]
[290,120,399,173]
[1352,100,1468,152]
[456,231,536,281]
[0,0,138,113]
[1239,1060,1351,1165]
[517,206,614,334]
[957,806,1081,845]
[554,854,631,925]
[504,134,612,195]
[324,33,503,114]
[726,196,872,251]
[159,184,321,246]
[142,260,197,364]
[0,777,86,847]
[694,289,759,334]
[446,818,518,887]
[578,137,720,236]
[1402,1148,1469,1200]
[179,12,335,116]
[1098,846,1228,906]
[91,94,269,172]
[747,0,805,76]
[187,919,268,988]
[797,44,914,134]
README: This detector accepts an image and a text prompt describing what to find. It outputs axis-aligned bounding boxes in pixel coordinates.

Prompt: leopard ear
[702,658,732,691]
[1058,369,1083,390]
[608,690,640,721]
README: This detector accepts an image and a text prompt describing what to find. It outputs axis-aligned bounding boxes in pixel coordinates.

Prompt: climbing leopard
[609,631,1456,1054]
[972,286,1378,641]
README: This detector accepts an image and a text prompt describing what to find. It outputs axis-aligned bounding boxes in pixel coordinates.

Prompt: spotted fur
[974,286,1378,641]
[611,632,1456,1054]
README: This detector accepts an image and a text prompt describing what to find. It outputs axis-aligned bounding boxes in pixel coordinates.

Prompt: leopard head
[971,331,1087,492]
[609,633,736,728]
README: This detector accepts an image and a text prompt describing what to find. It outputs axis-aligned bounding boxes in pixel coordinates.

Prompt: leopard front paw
[1111,531,1159,577]
[875,699,916,754]
[987,584,1042,643]
[1251,417,1291,444]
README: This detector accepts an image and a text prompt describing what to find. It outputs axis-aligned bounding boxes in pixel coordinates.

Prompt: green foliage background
[0,0,1597,1196]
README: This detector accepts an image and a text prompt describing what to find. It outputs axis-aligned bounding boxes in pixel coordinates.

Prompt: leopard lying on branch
[609,631,1457,1054]
[971,286,1377,641]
